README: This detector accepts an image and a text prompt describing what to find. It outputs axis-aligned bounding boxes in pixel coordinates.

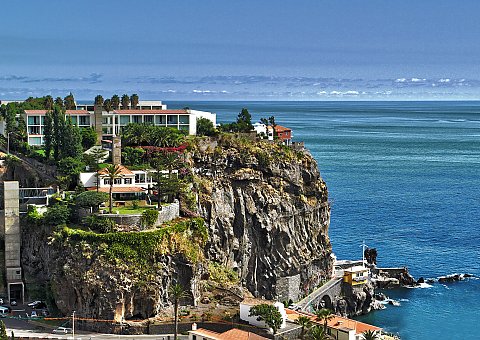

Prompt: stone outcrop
[335,282,375,317]
[19,135,333,322]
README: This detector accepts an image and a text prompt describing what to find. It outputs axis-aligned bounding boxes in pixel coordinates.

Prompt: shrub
[44,204,70,226]
[83,215,116,233]
[196,117,216,136]
[75,191,109,211]
[122,146,146,166]
[132,199,140,209]
[141,209,159,229]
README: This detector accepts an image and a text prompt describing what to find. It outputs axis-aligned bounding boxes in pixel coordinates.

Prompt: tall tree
[111,94,120,110]
[315,309,334,334]
[308,325,327,340]
[168,284,187,340]
[121,94,130,109]
[44,95,54,110]
[248,303,283,335]
[43,110,54,159]
[64,92,76,110]
[150,152,183,208]
[55,96,64,108]
[103,99,112,113]
[94,94,104,106]
[361,330,380,340]
[130,93,139,109]
[103,164,123,213]
[236,108,253,132]
[0,320,7,340]
[52,105,65,161]
[62,117,83,159]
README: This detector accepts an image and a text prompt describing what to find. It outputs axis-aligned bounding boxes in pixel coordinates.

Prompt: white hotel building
[20,100,216,146]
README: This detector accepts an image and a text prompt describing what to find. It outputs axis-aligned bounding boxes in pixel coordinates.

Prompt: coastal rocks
[372,267,417,288]
[335,282,375,317]
[438,273,473,283]
[193,136,333,301]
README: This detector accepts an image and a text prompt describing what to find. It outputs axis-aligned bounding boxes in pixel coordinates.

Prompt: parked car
[0,306,11,313]
[0,307,9,318]
[10,300,17,306]
[30,311,38,318]
[27,300,42,307]
[52,327,72,334]
[30,301,47,309]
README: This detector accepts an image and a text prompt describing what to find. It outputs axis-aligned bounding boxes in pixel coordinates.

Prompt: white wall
[191,110,217,135]
[240,302,287,332]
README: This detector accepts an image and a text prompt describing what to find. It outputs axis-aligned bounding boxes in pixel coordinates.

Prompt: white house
[239,298,287,332]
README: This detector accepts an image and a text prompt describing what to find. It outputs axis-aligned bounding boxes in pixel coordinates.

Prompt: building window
[28,137,42,146]
[124,178,132,185]
[29,126,41,135]
[155,115,166,125]
[69,116,77,124]
[144,115,154,124]
[114,178,122,185]
[167,115,178,124]
[133,115,142,124]
[104,179,110,185]
[28,115,41,125]
[79,116,90,125]
[120,115,130,125]
[135,173,145,183]
[179,115,189,124]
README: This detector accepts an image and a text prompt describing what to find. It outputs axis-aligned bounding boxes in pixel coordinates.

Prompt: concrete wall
[240,302,287,331]
[157,200,180,225]
[276,274,301,302]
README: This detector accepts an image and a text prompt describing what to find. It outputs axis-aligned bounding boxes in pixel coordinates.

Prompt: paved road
[296,277,343,312]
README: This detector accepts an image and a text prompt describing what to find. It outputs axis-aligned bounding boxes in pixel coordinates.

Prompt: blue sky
[1,0,480,100]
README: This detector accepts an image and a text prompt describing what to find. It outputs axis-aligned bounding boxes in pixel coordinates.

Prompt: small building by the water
[343,266,369,286]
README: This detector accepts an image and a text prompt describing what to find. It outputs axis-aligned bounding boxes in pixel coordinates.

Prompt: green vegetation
[362,330,380,340]
[103,164,123,213]
[55,217,208,265]
[75,191,109,211]
[141,209,159,228]
[218,108,253,133]
[150,152,184,208]
[83,215,116,233]
[296,315,313,340]
[80,127,98,150]
[121,146,146,166]
[44,204,70,226]
[111,206,155,215]
[0,320,7,340]
[196,117,217,136]
[207,262,239,285]
[315,308,334,334]
[308,325,327,340]
[248,303,283,335]
[121,123,185,147]
[169,283,188,340]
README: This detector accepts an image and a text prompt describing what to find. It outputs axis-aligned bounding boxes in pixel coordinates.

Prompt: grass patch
[112,206,156,215]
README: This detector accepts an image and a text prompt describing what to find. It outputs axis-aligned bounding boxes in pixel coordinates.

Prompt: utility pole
[361,240,368,267]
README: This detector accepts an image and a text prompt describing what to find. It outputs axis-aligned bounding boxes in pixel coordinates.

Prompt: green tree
[297,315,312,339]
[64,92,76,110]
[236,108,253,132]
[168,284,188,340]
[62,118,83,159]
[57,156,85,189]
[121,94,130,109]
[130,93,139,109]
[75,191,109,212]
[103,98,112,113]
[55,96,64,108]
[315,308,334,334]
[94,94,104,106]
[43,111,54,159]
[0,320,6,340]
[44,95,54,110]
[150,152,183,208]
[362,330,380,340]
[111,94,120,110]
[308,325,327,340]
[44,204,70,226]
[81,127,98,150]
[103,164,123,213]
[122,146,145,166]
[248,303,283,335]
[196,117,216,136]
[52,105,65,161]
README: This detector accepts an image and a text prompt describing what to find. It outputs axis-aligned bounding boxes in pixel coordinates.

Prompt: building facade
[21,100,216,146]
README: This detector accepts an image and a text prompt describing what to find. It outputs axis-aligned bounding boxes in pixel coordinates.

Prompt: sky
[1,0,480,100]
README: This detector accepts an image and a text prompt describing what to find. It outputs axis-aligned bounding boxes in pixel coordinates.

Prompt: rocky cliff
[19,135,333,322]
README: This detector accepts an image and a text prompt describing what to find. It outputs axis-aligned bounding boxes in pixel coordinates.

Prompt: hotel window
[167,115,178,125]
[79,116,90,125]
[120,115,130,125]
[114,178,122,185]
[179,115,189,124]
[135,173,145,183]
[133,115,142,124]
[69,116,77,124]
[28,137,42,146]
[124,178,132,185]
[28,116,41,125]
[144,115,154,124]
[104,179,110,185]
[102,118,109,124]
[29,126,41,135]
[155,115,166,125]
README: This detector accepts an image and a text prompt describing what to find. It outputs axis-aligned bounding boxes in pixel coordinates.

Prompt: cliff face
[20,135,333,320]
[192,136,333,301]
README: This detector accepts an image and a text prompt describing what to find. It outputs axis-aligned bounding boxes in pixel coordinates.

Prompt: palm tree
[111,94,120,110]
[362,330,380,340]
[94,94,104,106]
[308,325,327,340]
[297,315,312,339]
[315,308,334,334]
[103,99,112,113]
[168,284,187,340]
[121,94,130,109]
[103,164,123,213]
[130,94,139,109]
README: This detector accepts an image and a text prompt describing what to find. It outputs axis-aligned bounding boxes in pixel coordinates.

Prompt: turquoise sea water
[169,101,480,340]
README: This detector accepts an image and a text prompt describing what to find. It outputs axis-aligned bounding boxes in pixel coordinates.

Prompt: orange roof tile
[267,125,291,133]
[24,109,90,115]
[189,328,268,340]
[112,109,187,114]
[97,165,134,175]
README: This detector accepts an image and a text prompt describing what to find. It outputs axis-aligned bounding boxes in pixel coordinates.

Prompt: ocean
[168,101,480,340]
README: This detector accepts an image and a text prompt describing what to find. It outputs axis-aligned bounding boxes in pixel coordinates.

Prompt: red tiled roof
[24,110,90,115]
[97,165,134,175]
[87,186,145,193]
[112,109,187,114]
[268,125,291,133]
[189,328,268,340]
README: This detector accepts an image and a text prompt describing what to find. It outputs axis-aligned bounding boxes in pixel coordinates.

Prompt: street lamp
[6,131,20,155]
[72,310,76,340]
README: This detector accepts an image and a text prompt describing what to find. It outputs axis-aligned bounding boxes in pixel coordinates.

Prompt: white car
[28,300,42,307]
[52,327,73,334]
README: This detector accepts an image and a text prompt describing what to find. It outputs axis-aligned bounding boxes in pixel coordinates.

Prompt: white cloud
[395,78,407,83]
[439,78,451,83]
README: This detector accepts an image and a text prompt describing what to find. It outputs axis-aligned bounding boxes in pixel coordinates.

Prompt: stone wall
[156,200,180,225]
[276,274,301,302]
